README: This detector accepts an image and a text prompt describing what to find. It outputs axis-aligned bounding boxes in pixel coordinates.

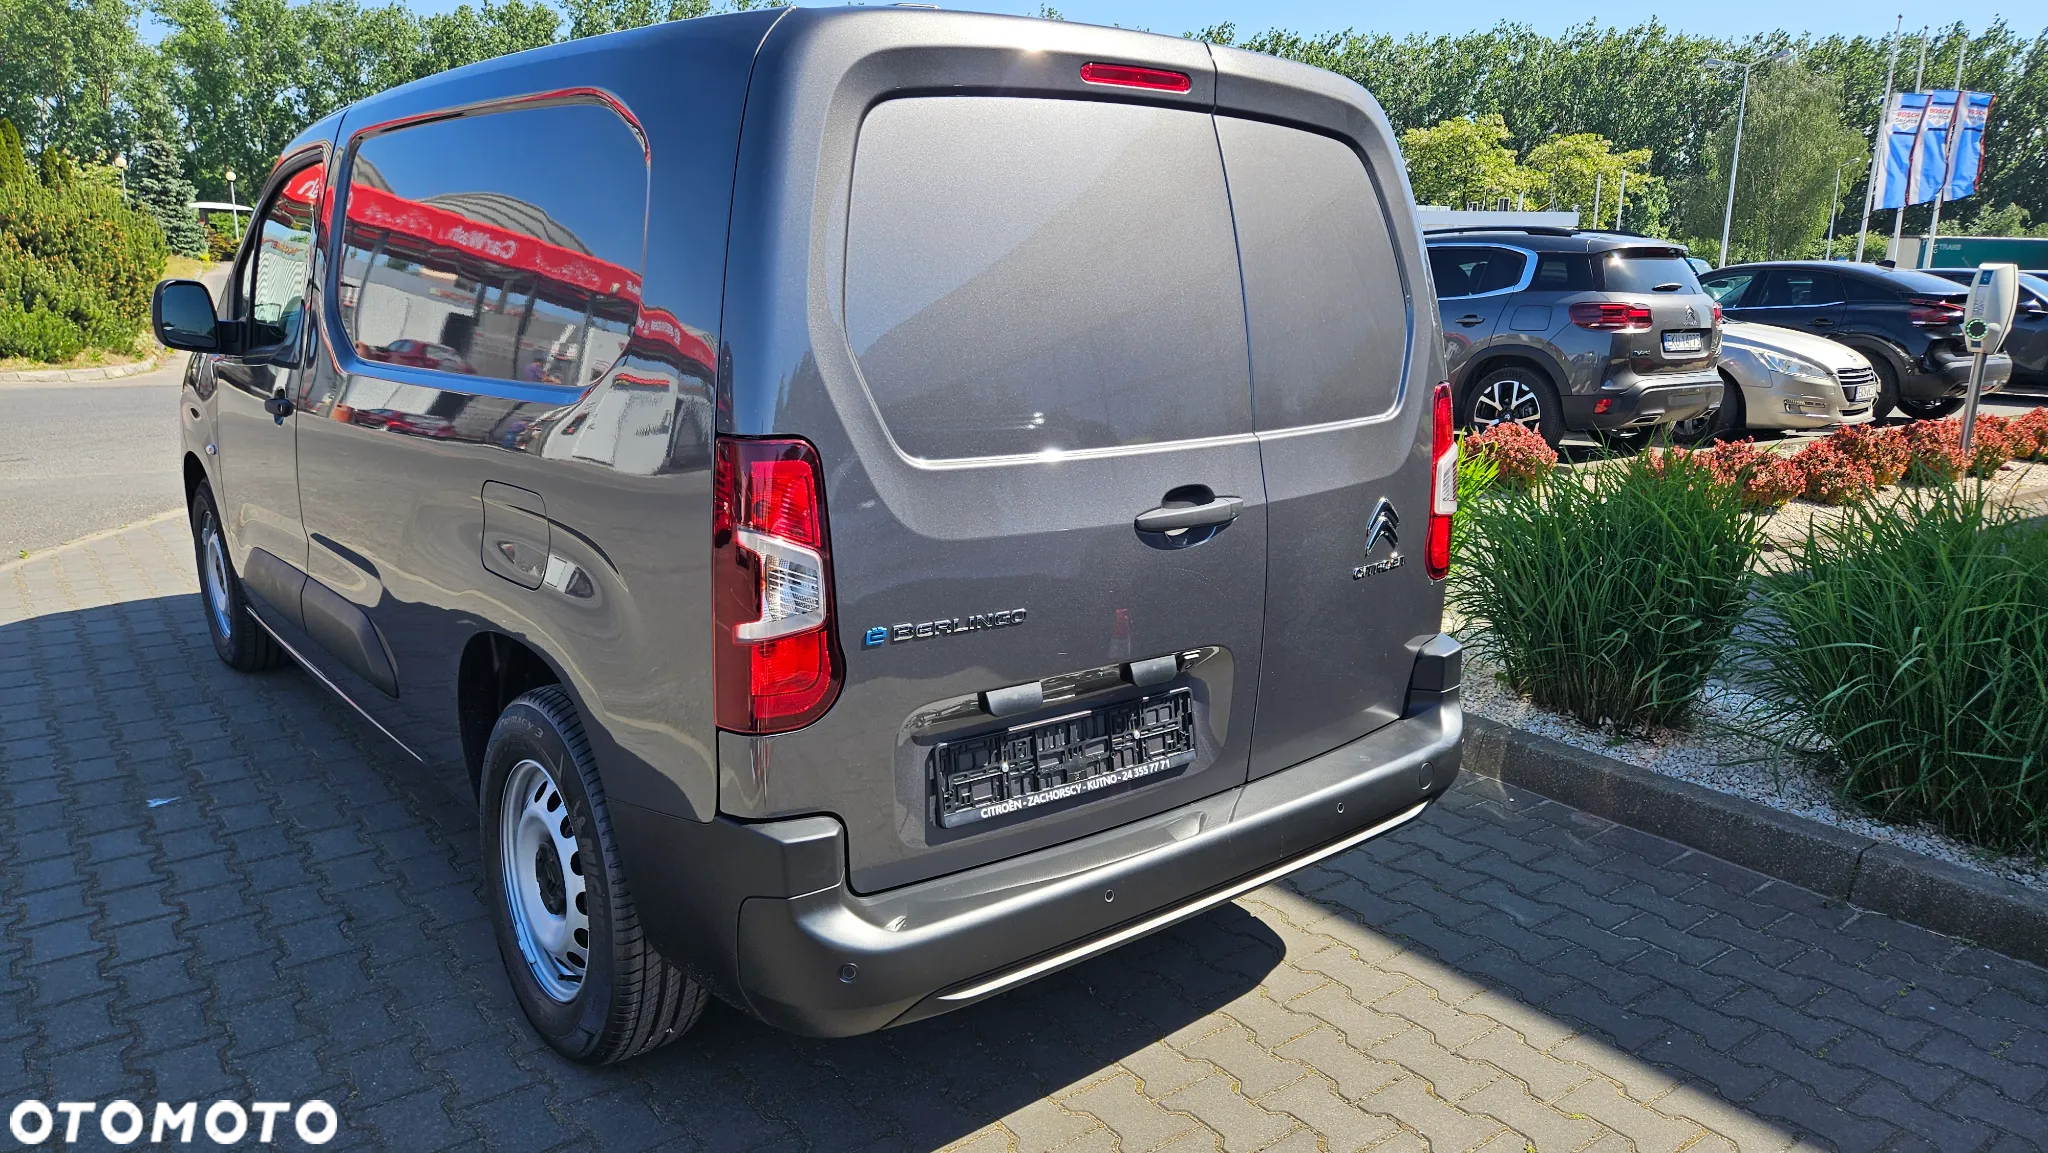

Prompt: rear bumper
[1916,351,2012,398]
[1563,367,1723,431]
[616,685,1463,1038]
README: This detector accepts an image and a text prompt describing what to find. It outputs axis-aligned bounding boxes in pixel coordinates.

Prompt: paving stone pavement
[4,517,2047,1153]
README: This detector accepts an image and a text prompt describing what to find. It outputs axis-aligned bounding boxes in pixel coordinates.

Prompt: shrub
[2010,408,2048,460]
[1450,449,1762,734]
[1826,423,1910,486]
[1745,487,2048,855]
[1964,414,2017,478]
[1794,439,1877,505]
[1696,439,1804,509]
[0,306,86,362]
[0,150,165,362]
[1465,422,1557,488]
[1902,419,1970,484]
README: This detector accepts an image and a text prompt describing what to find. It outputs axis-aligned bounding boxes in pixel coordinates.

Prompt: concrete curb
[1461,714,2048,969]
[0,354,166,384]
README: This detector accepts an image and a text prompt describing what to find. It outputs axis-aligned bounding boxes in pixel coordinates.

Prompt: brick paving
[3,518,2047,1152]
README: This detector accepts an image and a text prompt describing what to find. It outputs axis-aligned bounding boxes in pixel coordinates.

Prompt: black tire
[1896,394,1965,420]
[1460,366,1564,448]
[1865,352,1903,423]
[480,686,706,1064]
[1672,374,1745,445]
[188,481,283,672]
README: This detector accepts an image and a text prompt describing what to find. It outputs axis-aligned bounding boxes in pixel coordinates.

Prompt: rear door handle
[1809,318,1835,328]
[1135,496,1243,533]
[1456,314,1487,327]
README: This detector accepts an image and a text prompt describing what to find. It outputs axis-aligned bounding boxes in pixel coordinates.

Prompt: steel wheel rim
[201,515,234,637]
[499,757,589,1002]
[1671,414,1709,439]
[1471,378,1543,432]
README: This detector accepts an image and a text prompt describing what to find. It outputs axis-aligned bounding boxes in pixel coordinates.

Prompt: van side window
[1218,118,1409,428]
[844,97,1250,460]
[337,102,648,388]
[243,162,325,352]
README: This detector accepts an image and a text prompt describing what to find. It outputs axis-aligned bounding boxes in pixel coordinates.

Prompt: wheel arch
[459,631,567,796]
[1455,349,1566,405]
[182,452,211,510]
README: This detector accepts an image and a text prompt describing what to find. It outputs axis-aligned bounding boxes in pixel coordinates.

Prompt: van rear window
[844,97,1251,460]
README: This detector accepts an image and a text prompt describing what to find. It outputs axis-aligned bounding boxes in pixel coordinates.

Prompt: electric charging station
[1959,263,2020,453]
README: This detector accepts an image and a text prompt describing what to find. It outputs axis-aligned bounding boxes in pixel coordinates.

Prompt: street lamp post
[225,169,237,210]
[1702,49,1797,265]
[112,154,127,199]
[1825,157,1860,261]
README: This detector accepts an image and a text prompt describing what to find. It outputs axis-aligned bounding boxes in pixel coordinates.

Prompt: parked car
[149,8,1465,1063]
[1672,321,1876,443]
[1921,268,2048,389]
[1698,261,2013,420]
[1425,228,1723,447]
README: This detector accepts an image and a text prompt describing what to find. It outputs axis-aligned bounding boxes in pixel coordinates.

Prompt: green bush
[0,126,166,363]
[1450,451,1763,733]
[1744,487,2048,855]
[0,306,87,362]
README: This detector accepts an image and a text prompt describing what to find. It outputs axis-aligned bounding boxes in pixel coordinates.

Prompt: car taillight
[1569,301,1655,331]
[713,436,842,733]
[1907,297,1965,327]
[1427,382,1455,581]
[1711,304,1723,326]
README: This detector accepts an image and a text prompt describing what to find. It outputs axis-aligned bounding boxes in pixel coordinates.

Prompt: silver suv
[149,7,1465,1062]
[1427,228,1724,446]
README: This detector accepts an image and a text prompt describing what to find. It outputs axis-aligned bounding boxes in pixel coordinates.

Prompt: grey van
[150,7,1464,1063]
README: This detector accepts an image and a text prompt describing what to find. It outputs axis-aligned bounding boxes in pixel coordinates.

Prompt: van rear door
[733,91,1269,892]
[1215,115,1437,778]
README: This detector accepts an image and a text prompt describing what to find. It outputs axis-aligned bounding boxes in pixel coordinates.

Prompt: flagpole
[1857,16,1903,262]
[1890,27,1930,259]
[1923,36,1969,267]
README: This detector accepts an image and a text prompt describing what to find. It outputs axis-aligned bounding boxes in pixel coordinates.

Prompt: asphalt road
[0,358,188,559]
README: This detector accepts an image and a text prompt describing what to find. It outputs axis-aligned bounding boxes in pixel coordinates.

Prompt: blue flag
[1872,92,1927,210]
[1910,90,1960,204]
[1945,91,1994,200]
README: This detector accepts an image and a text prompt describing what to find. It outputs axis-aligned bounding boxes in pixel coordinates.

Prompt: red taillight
[1569,301,1655,331]
[713,436,841,733]
[1711,304,1723,326]
[1907,297,1965,327]
[1427,382,1455,581]
[1079,62,1192,92]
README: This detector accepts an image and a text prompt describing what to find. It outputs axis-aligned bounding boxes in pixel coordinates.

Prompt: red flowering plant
[2009,407,2048,461]
[1902,419,1971,484]
[1793,439,1878,505]
[1825,423,1911,487]
[1695,439,1805,510]
[1966,414,2018,478]
[1465,421,1558,489]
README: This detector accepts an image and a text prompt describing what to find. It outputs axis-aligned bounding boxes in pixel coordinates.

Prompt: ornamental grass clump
[1826,423,1911,486]
[1744,487,2048,855]
[1793,439,1877,505]
[1450,449,1762,734]
[1464,422,1557,489]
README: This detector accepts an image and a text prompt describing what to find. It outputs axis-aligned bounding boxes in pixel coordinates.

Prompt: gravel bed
[1458,652,2048,895]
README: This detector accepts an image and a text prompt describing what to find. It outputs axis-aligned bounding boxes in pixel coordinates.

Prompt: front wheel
[481,686,706,1064]
[189,481,282,672]
[1461,367,1563,447]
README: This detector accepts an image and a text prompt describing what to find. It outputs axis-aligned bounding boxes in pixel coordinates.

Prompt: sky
[407,0,2031,40]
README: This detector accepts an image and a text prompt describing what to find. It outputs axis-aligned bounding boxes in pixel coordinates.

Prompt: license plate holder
[931,689,1196,829]
[1663,330,1705,355]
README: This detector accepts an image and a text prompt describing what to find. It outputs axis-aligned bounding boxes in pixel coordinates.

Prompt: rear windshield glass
[1597,250,1704,294]
[844,97,1250,460]
[1880,268,1972,297]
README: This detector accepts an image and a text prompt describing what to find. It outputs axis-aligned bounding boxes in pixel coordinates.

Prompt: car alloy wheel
[499,756,589,1003]
[1470,376,1544,432]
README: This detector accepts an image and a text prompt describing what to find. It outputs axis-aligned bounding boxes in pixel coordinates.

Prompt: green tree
[129,136,205,255]
[1679,63,1865,262]
[1399,114,1538,208]
[0,0,158,164]
[0,117,29,186]
[562,0,707,39]
[1524,133,1664,230]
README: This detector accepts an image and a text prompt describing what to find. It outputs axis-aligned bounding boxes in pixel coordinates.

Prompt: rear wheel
[1461,366,1563,447]
[481,685,706,1064]
[188,481,282,672]
[1896,394,1964,420]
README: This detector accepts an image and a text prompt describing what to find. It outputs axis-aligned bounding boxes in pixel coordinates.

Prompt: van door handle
[264,389,294,424]
[1134,496,1243,533]
[1456,314,1487,327]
